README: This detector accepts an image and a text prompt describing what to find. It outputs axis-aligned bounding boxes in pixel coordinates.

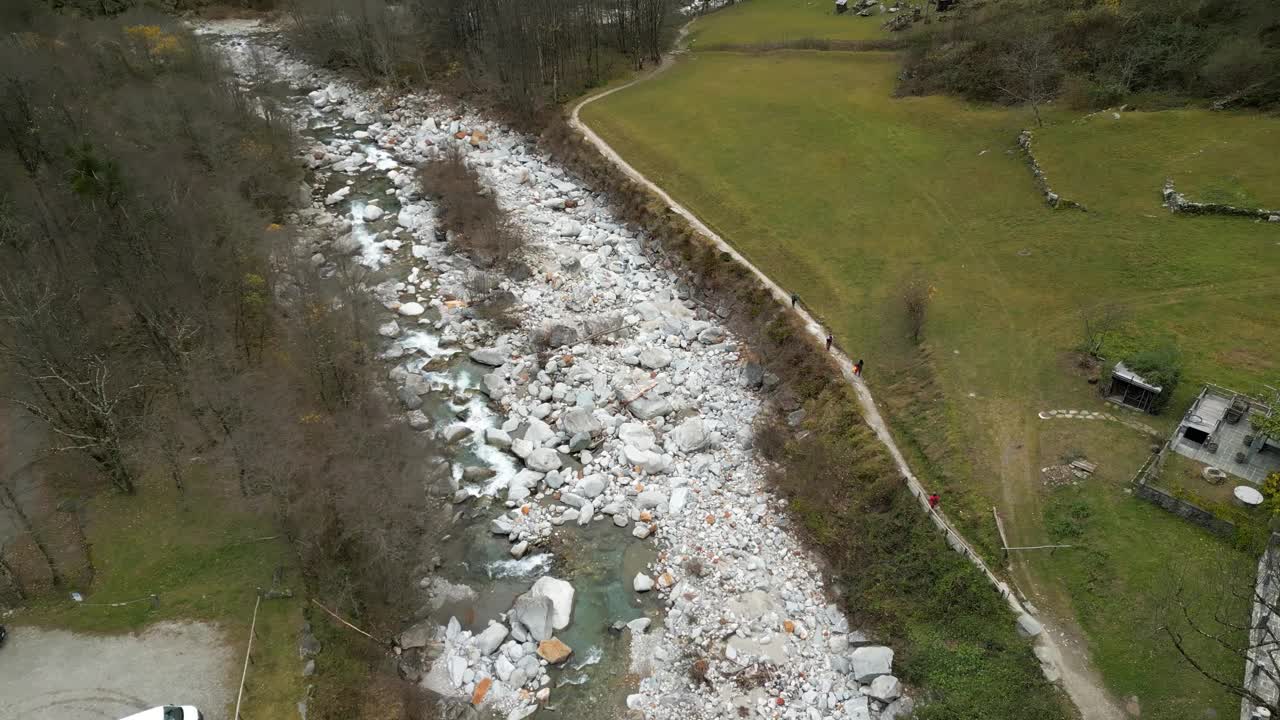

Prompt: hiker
[854,358,864,377]
[790,292,799,308]
[928,493,941,509]
[825,334,833,351]
[835,0,849,13]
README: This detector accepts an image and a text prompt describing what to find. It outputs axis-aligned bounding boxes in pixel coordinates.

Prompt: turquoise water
[297,98,655,715]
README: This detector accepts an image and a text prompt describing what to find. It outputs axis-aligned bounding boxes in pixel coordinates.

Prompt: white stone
[633,573,654,592]
[869,675,901,702]
[476,622,509,655]
[398,302,425,317]
[850,646,894,682]
[671,417,708,453]
[526,447,561,472]
[529,576,576,630]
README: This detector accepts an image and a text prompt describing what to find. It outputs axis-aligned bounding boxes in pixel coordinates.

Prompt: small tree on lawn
[1080,302,1129,358]
[902,277,935,345]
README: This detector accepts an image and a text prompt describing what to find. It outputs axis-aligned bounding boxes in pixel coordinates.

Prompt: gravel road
[0,622,235,720]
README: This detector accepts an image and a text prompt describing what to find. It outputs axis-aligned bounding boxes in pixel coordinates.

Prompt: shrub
[418,150,523,269]
[1123,341,1182,412]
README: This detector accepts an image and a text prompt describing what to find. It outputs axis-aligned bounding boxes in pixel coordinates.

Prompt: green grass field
[582,4,1280,717]
[1035,419,1254,720]
[17,472,305,720]
[688,0,893,46]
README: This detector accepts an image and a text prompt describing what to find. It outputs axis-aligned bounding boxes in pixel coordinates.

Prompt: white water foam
[485,553,553,579]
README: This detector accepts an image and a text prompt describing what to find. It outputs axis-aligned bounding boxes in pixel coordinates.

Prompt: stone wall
[1016,130,1086,211]
[1133,481,1237,536]
[1163,179,1280,222]
[1130,446,1238,537]
[1243,537,1280,720]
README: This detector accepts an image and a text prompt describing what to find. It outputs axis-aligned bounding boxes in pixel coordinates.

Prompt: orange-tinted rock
[471,677,492,705]
[537,637,573,664]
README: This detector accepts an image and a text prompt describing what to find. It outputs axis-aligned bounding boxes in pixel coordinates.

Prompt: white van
[119,706,203,720]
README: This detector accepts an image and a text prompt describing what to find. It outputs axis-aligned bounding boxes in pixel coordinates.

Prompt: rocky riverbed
[200,20,911,720]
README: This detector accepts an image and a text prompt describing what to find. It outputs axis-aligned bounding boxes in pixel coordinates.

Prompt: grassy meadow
[582,3,1278,717]
[17,472,306,720]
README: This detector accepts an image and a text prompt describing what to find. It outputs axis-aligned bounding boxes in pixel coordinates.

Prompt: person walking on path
[790,292,799,308]
[825,334,833,351]
[854,359,864,377]
[928,493,941,509]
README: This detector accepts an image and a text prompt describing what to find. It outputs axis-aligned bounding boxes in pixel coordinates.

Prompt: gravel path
[0,622,235,720]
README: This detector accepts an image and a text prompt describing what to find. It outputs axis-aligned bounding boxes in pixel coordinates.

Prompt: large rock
[398,621,433,650]
[741,363,764,388]
[398,387,423,410]
[697,326,726,344]
[670,417,708,453]
[522,418,555,447]
[476,622,509,655]
[470,348,506,366]
[481,372,508,400]
[618,422,655,451]
[407,410,431,431]
[537,637,573,664]
[447,655,466,688]
[542,323,579,348]
[398,302,425,317]
[577,474,607,499]
[881,697,915,720]
[628,397,673,420]
[637,490,668,510]
[509,593,555,641]
[441,424,472,443]
[869,675,901,702]
[511,439,534,459]
[529,577,576,630]
[526,447,561,472]
[633,573,654,592]
[669,487,690,514]
[485,428,512,448]
[560,407,602,436]
[850,646,894,682]
[843,696,872,720]
[639,347,673,369]
[624,446,670,474]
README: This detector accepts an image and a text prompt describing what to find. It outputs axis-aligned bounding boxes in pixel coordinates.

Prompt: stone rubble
[202,21,911,720]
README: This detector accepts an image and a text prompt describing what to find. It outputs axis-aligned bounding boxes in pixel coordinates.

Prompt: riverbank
[201,17,1063,720]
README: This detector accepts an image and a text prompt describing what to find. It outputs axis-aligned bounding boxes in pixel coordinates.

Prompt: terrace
[1172,385,1280,485]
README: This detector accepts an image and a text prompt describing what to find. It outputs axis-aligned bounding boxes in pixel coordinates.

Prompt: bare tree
[1165,554,1280,718]
[0,278,146,494]
[1080,302,1129,358]
[999,32,1061,128]
[902,276,934,345]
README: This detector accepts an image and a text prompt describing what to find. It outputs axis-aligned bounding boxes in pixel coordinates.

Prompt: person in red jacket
[927,493,941,509]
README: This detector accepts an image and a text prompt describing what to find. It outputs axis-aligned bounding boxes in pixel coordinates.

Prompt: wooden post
[993,506,1011,562]
[234,596,261,720]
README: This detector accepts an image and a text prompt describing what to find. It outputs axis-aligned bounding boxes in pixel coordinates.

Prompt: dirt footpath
[0,622,235,720]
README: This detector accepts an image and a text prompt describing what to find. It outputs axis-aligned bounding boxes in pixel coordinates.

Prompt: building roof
[1113,361,1162,394]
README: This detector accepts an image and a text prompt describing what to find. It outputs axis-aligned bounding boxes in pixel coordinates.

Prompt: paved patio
[1173,388,1280,484]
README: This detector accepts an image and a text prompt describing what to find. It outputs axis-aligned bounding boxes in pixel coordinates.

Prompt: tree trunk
[0,483,62,587]
[92,445,136,494]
